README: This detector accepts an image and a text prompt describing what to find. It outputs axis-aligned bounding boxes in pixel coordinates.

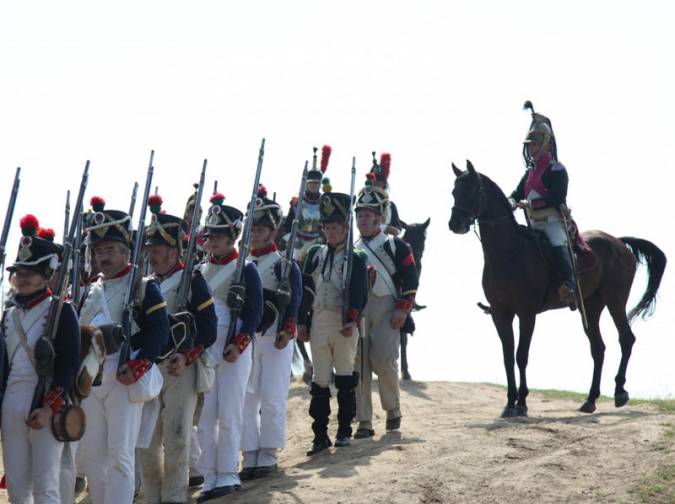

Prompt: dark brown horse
[448,161,666,417]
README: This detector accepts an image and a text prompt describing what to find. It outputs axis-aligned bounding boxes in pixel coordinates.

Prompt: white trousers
[241,332,293,466]
[531,216,568,247]
[196,325,252,489]
[60,441,78,504]
[80,357,144,504]
[140,362,198,503]
[1,379,63,504]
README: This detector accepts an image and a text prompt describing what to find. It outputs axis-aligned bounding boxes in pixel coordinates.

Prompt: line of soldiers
[0,145,419,503]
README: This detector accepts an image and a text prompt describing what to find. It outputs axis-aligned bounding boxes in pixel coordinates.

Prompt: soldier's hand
[516,200,529,210]
[167,352,187,377]
[116,365,136,385]
[297,325,310,342]
[274,330,292,350]
[26,406,53,430]
[340,321,357,338]
[390,309,408,330]
[226,282,246,310]
[223,343,240,363]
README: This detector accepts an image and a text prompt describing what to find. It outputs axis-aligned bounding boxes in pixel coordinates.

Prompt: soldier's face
[527,141,549,160]
[205,233,234,256]
[13,268,49,296]
[306,181,320,193]
[147,244,179,276]
[93,241,130,278]
[356,209,381,237]
[249,225,275,250]
[324,223,347,247]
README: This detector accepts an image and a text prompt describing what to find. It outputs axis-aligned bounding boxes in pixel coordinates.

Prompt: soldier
[297,190,368,455]
[354,181,418,438]
[139,195,218,504]
[1,215,80,503]
[78,196,170,503]
[369,152,403,236]
[509,103,576,306]
[196,193,262,502]
[240,185,302,479]
[280,145,331,263]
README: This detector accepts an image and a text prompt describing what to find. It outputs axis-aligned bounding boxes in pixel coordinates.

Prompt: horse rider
[297,189,368,455]
[353,181,419,438]
[195,193,262,502]
[240,185,302,480]
[1,215,80,503]
[139,195,218,504]
[78,196,170,503]
[509,104,577,306]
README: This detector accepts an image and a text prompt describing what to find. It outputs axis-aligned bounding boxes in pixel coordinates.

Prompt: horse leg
[400,331,411,381]
[579,291,606,413]
[515,314,536,416]
[606,299,636,407]
[491,309,517,418]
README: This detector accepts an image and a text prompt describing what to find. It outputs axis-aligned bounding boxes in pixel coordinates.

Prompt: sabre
[560,208,588,330]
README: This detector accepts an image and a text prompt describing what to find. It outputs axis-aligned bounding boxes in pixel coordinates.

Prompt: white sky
[1,1,673,399]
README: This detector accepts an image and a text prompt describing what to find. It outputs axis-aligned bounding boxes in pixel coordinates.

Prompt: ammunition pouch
[156,311,196,363]
[33,336,55,376]
[258,289,280,335]
[98,323,125,355]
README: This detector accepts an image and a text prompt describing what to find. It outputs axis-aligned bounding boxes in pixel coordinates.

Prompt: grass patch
[629,465,675,503]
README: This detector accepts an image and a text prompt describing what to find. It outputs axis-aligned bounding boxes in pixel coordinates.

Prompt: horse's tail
[620,237,667,322]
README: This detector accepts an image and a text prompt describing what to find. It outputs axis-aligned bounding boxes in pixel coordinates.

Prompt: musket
[128,182,139,219]
[70,211,83,308]
[224,139,265,353]
[118,151,155,373]
[30,161,90,412]
[175,160,207,313]
[0,167,21,277]
[213,180,218,195]
[64,190,71,244]
[276,162,308,330]
[342,157,357,325]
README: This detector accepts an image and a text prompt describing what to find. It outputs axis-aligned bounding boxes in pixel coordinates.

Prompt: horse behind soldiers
[448,160,666,417]
[398,218,430,380]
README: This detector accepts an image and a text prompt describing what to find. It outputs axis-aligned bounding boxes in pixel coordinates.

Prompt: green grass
[629,465,675,504]
[529,387,675,414]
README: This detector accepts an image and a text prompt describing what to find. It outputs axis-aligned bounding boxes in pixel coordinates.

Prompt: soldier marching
[0,140,426,503]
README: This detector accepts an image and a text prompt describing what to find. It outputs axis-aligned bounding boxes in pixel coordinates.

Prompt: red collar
[27,289,52,310]
[362,229,381,242]
[158,261,184,281]
[210,249,238,265]
[250,243,277,257]
[108,264,132,280]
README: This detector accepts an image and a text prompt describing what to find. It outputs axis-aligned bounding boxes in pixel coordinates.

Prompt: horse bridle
[451,175,511,227]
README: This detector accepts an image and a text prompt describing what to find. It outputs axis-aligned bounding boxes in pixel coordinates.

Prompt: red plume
[380,153,391,181]
[148,194,163,206]
[366,173,376,181]
[38,227,56,242]
[90,196,106,212]
[257,184,268,198]
[210,192,225,204]
[320,145,332,173]
[19,214,40,236]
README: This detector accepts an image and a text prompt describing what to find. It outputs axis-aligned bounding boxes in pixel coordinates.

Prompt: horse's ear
[466,159,477,176]
[451,162,462,178]
[423,217,430,229]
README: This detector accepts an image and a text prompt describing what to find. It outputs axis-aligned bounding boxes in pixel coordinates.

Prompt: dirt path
[2,381,674,503]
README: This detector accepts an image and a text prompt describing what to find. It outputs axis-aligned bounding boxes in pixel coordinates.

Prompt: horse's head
[448,160,484,234]
[401,218,430,275]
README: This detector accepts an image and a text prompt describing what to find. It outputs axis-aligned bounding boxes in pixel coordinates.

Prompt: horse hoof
[579,401,596,414]
[501,407,517,418]
[516,405,528,417]
[402,372,412,381]
[615,391,630,408]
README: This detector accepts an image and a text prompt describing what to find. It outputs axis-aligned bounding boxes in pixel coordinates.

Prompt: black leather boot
[553,246,577,306]
[307,382,332,456]
[335,374,357,447]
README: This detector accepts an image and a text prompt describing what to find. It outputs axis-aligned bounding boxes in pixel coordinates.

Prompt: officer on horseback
[509,102,576,306]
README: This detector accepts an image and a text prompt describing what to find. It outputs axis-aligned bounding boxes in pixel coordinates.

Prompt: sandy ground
[2,380,675,503]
